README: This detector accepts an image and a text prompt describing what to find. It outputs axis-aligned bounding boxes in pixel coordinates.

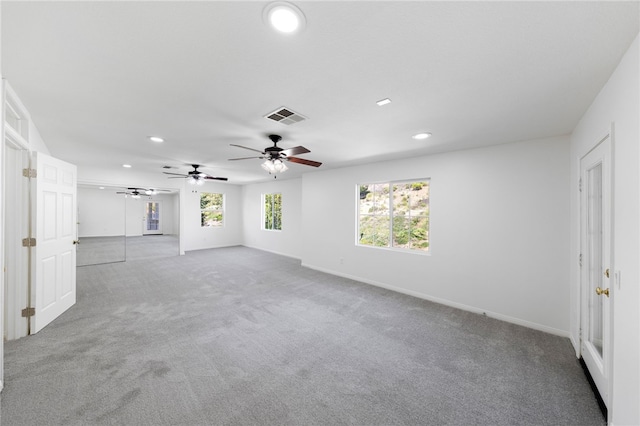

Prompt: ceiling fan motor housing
[266,134,284,159]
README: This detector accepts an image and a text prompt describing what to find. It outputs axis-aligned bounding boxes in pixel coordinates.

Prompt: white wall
[77,166,181,193]
[241,178,302,258]
[27,121,50,156]
[172,192,180,236]
[183,182,243,251]
[570,34,639,425]
[158,193,178,235]
[78,187,125,237]
[301,136,571,335]
[125,196,144,236]
[78,188,178,238]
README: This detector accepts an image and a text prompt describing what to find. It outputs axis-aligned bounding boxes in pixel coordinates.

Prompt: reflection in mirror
[77,185,126,266]
[125,192,180,261]
[77,186,180,266]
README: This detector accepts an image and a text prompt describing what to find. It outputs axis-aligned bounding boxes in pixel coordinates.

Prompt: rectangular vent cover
[264,107,307,125]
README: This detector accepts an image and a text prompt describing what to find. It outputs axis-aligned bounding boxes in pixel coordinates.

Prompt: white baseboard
[302,262,570,338]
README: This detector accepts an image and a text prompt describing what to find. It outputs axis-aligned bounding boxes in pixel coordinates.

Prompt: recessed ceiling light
[122,164,132,168]
[99,186,105,190]
[149,136,164,143]
[376,98,392,106]
[264,2,306,34]
[412,133,432,140]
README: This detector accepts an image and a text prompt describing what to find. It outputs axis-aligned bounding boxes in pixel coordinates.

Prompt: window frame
[357,179,430,254]
[200,192,225,228]
[262,192,282,231]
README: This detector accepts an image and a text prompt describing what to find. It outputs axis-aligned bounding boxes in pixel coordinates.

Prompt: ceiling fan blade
[163,172,189,177]
[203,176,229,181]
[167,176,187,179]
[287,157,322,167]
[230,144,265,154]
[228,156,263,161]
[281,146,310,157]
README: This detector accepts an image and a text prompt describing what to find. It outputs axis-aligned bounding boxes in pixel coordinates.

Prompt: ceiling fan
[163,164,228,185]
[116,188,171,198]
[229,134,322,174]
[116,188,151,198]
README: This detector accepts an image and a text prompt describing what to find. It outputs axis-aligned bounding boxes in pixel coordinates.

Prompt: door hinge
[22,168,37,178]
[578,177,582,193]
[22,237,36,247]
[579,253,582,267]
[21,307,35,318]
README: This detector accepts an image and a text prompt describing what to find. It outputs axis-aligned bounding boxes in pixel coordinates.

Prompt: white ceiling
[2,1,639,185]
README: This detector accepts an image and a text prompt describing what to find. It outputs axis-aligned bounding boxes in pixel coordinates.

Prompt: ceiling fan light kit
[262,159,288,174]
[229,134,321,176]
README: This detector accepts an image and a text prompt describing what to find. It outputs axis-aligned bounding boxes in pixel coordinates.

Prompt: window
[358,180,430,252]
[263,193,282,230]
[200,193,224,227]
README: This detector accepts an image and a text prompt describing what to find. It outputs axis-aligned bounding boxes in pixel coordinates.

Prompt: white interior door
[143,201,162,235]
[580,134,611,407]
[31,152,77,334]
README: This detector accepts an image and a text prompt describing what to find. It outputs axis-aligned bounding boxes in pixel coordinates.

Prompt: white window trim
[200,192,225,228]
[262,193,282,231]
[356,179,430,255]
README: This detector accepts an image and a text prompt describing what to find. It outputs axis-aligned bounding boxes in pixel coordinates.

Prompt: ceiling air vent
[264,107,307,125]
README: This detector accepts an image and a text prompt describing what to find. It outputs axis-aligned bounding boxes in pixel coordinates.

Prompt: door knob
[595,287,609,297]
[73,240,80,245]
[604,268,610,278]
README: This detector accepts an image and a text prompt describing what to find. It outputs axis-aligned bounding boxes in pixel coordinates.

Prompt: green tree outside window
[358,180,429,252]
[201,192,224,227]
[264,193,282,230]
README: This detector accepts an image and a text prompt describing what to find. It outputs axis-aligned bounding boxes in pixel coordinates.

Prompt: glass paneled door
[143,201,162,235]
[580,133,611,409]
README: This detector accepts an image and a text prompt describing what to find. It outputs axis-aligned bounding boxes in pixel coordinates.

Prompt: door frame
[2,79,38,391]
[143,200,163,235]
[3,130,30,340]
[578,125,614,413]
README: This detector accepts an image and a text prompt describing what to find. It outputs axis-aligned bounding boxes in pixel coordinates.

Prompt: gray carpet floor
[1,246,604,425]
[77,236,126,266]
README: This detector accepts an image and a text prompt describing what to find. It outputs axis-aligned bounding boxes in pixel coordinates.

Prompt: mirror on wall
[77,185,180,266]
[124,190,180,261]
[77,185,126,266]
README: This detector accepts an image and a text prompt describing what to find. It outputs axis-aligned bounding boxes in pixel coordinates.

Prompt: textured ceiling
[2,1,638,185]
